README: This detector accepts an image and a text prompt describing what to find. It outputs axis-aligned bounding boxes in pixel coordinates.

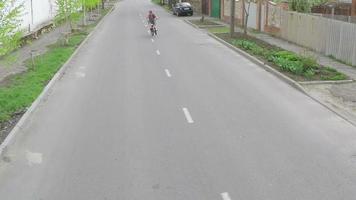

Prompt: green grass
[207,26,230,34]
[0,33,87,122]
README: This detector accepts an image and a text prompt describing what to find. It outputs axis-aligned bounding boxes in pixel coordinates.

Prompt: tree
[242,0,252,35]
[288,0,328,13]
[230,0,235,37]
[81,0,101,26]
[56,0,81,31]
[0,0,23,57]
[289,0,310,13]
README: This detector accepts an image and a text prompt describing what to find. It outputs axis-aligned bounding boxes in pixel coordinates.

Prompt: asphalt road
[1,0,356,199]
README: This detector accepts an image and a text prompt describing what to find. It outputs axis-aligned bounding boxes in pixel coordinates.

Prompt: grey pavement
[1,0,356,199]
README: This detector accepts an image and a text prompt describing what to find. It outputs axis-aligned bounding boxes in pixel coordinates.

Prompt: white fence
[18,0,57,33]
[280,11,356,66]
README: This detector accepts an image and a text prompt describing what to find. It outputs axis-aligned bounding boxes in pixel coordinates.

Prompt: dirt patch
[0,111,25,143]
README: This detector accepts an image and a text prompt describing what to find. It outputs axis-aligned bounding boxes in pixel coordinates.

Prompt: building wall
[222,0,243,25]
[18,0,57,33]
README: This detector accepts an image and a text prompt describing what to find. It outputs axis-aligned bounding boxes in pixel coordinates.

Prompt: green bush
[328,73,347,81]
[0,33,86,122]
[325,66,337,72]
[270,50,319,75]
[227,37,346,80]
[273,51,299,61]
[234,39,265,56]
[304,69,316,79]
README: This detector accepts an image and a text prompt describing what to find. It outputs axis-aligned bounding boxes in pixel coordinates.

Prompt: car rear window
[181,2,191,6]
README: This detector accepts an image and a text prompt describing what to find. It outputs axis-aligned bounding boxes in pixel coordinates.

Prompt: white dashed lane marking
[165,69,172,77]
[26,151,43,166]
[221,192,232,200]
[75,72,86,78]
[182,108,194,124]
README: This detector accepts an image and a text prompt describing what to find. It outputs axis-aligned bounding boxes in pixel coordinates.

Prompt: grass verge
[0,5,114,143]
[214,32,347,81]
[0,33,87,123]
[190,19,221,26]
[207,26,229,34]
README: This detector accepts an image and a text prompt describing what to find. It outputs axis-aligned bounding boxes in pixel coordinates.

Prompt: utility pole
[230,0,235,37]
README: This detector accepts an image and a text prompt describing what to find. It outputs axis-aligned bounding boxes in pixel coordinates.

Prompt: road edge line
[0,5,116,158]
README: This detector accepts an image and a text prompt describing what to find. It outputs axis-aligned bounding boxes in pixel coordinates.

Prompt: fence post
[257,0,262,31]
[265,1,268,28]
[331,7,335,19]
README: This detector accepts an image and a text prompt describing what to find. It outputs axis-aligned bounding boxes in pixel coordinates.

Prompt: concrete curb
[0,5,116,158]
[184,19,201,29]
[206,32,356,127]
[298,80,355,85]
[196,24,226,28]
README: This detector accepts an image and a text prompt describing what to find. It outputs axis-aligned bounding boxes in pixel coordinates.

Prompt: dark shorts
[149,19,155,25]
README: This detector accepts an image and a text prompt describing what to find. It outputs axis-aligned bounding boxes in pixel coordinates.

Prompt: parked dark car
[172,2,193,16]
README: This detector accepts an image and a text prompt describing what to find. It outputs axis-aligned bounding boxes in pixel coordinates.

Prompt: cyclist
[147,10,157,25]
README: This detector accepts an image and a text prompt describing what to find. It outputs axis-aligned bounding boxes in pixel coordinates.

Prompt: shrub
[325,66,337,72]
[234,39,265,56]
[304,69,316,79]
[0,0,23,56]
[273,51,299,61]
[227,37,346,80]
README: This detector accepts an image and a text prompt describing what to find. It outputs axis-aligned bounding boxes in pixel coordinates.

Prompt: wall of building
[17,0,57,33]
[222,0,243,25]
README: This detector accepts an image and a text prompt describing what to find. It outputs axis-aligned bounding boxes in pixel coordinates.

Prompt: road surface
[1,0,356,199]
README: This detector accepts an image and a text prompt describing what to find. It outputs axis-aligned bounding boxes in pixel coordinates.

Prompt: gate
[211,0,220,18]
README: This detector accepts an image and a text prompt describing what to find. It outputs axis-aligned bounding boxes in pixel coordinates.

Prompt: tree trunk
[243,1,251,35]
[230,0,236,38]
[83,5,87,26]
